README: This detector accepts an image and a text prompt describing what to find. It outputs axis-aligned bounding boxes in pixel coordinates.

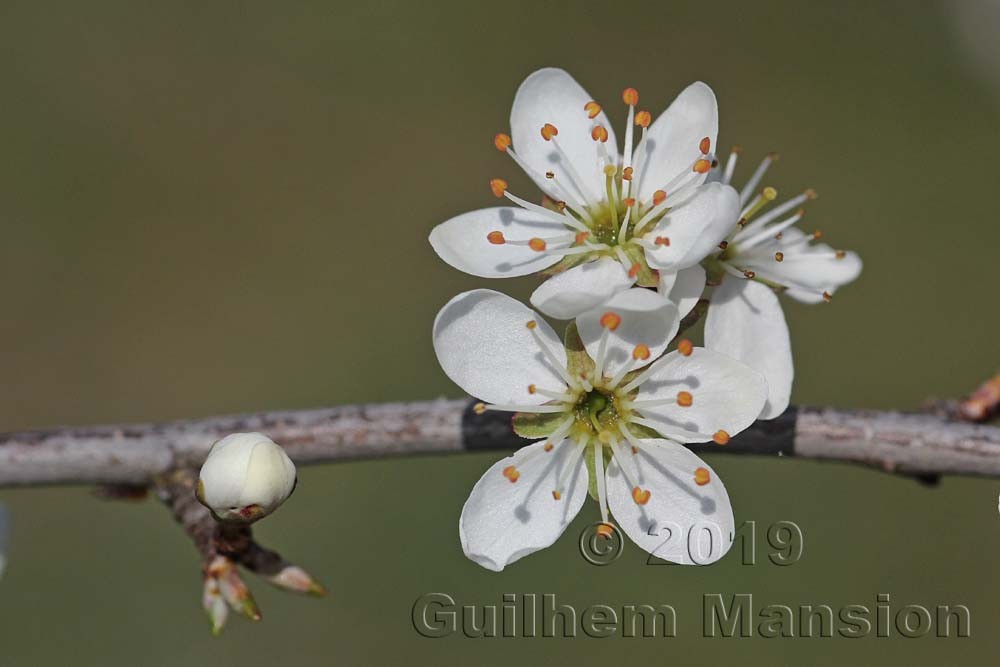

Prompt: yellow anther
[474,402,487,415]
[526,320,537,330]
[527,384,537,394]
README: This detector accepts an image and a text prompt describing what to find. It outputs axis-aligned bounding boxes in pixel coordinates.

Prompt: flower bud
[196,433,296,523]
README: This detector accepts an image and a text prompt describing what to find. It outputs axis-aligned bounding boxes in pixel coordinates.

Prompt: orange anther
[713,430,730,445]
[699,137,711,154]
[490,178,508,198]
[774,252,784,262]
[633,344,651,360]
[493,133,512,152]
[487,231,505,245]
[544,442,554,452]
[628,263,641,279]
[574,231,590,245]
[694,467,711,486]
[552,490,562,500]
[526,320,537,330]
[502,465,520,483]
[584,101,602,119]
[677,338,694,356]
[599,312,622,330]
[527,384,537,394]
[836,250,846,259]
[541,123,559,141]
[622,167,634,181]
[743,270,756,279]
[823,291,833,302]
[631,487,651,505]
[529,238,547,252]
[652,190,667,206]
[622,87,639,106]
[813,230,824,240]
[635,110,651,127]
[596,523,615,539]
[630,446,638,454]
[693,159,712,174]
[677,391,693,407]
[654,236,670,246]
[591,125,609,143]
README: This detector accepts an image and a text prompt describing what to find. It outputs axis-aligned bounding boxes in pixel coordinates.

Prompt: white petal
[433,289,566,405]
[657,264,706,319]
[577,288,679,379]
[704,278,793,419]
[429,207,563,278]
[634,347,768,442]
[741,244,862,295]
[460,440,587,571]
[607,440,733,565]
[642,183,739,271]
[530,258,632,320]
[510,68,618,203]
[634,82,719,203]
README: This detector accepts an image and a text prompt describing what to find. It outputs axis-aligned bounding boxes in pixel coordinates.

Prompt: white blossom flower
[430,67,740,319]
[433,289,767,571]
[657,152,863,418]
[197,432,297,523]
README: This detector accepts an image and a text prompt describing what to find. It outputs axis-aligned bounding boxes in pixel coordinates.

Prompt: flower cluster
[429,68,861,571]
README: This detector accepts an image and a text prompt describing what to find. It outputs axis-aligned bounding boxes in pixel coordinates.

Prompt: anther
[622,197,635,207]
[603,164,616,176]
[527,384,537,394]
[622,88,639,106]
[528,238,547,252]
[812,230,824,240]
[552,490,561,500]
[712,430,730,445]
[596,523,615,539]
[545,171,554,179]
[584,101,602,119]
[540,123,559,141]
[693,159,712,174]
[591,125,609,143]
[718,240,729,250]
[676,391,693,407]
[474,402,487,415]
[699,137,711,154]
[574,231,590,245]
[526,320,537,330]
[635,110,651,127]
[762,186,777,201]
[544,442,554,452]
[836,250,846,259]
[502,465,520,483]
[654,236,671,246]
[493,133,512,152]
[487,231,505,245]
[652,190,667,206]
[628,263,641,279]
[677,339,694,356]
[490,178,508,198]
[694,467,711,486]
[805,188,818,200]
[743,270,756,279]
[633,344,651,360]
[599,312,622,330]
[622,167,634,181]
[631,487,651,505]
[774,251,784,262]
[737,217,748,227]
[822,291,833,302]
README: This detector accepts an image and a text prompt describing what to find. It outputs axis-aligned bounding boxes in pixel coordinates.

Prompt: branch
[1,399,998,487]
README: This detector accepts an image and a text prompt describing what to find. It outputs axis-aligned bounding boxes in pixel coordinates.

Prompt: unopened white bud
[197,433,296,523]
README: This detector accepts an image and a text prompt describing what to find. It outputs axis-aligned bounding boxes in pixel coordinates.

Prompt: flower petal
[460,439,588,571]
[429,207,564,278]
[510,68,618,204]
[633,347,767,442]
[634,82,719,203]
[642,183,739,271]
[738,238,862,297]
[433,289,566,406]
[657,264,706,319]
[530,257,632,320]
[607,440,733,564]
[576,288,679,380]
[704,278,792,419]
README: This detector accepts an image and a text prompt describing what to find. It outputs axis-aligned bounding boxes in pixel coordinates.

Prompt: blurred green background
[1,0,998,664]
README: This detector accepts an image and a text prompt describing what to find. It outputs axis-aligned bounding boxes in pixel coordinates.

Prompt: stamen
[713,430,730,445]
[490,178,508,198]
[694,467,711,486]
[591,125,609,143]
[552,439,586,501]
[635,110,651,127]
[733,189,814,243]
[652,190,667,206]
[721,145,740,185]
[622,87,639,106]
[633,344,651,360]
[525,320,577,388]
[483,402,569,414]
[677,339,694,356]
[493,133,512,152]
[739,152,778,206]
[617,207,633,245]
[487,231,505,245]
[739,186,778,221]
[735,208,805,250]
[676,391,693,407]
[540,123,559,141]
[584,101,602,119]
